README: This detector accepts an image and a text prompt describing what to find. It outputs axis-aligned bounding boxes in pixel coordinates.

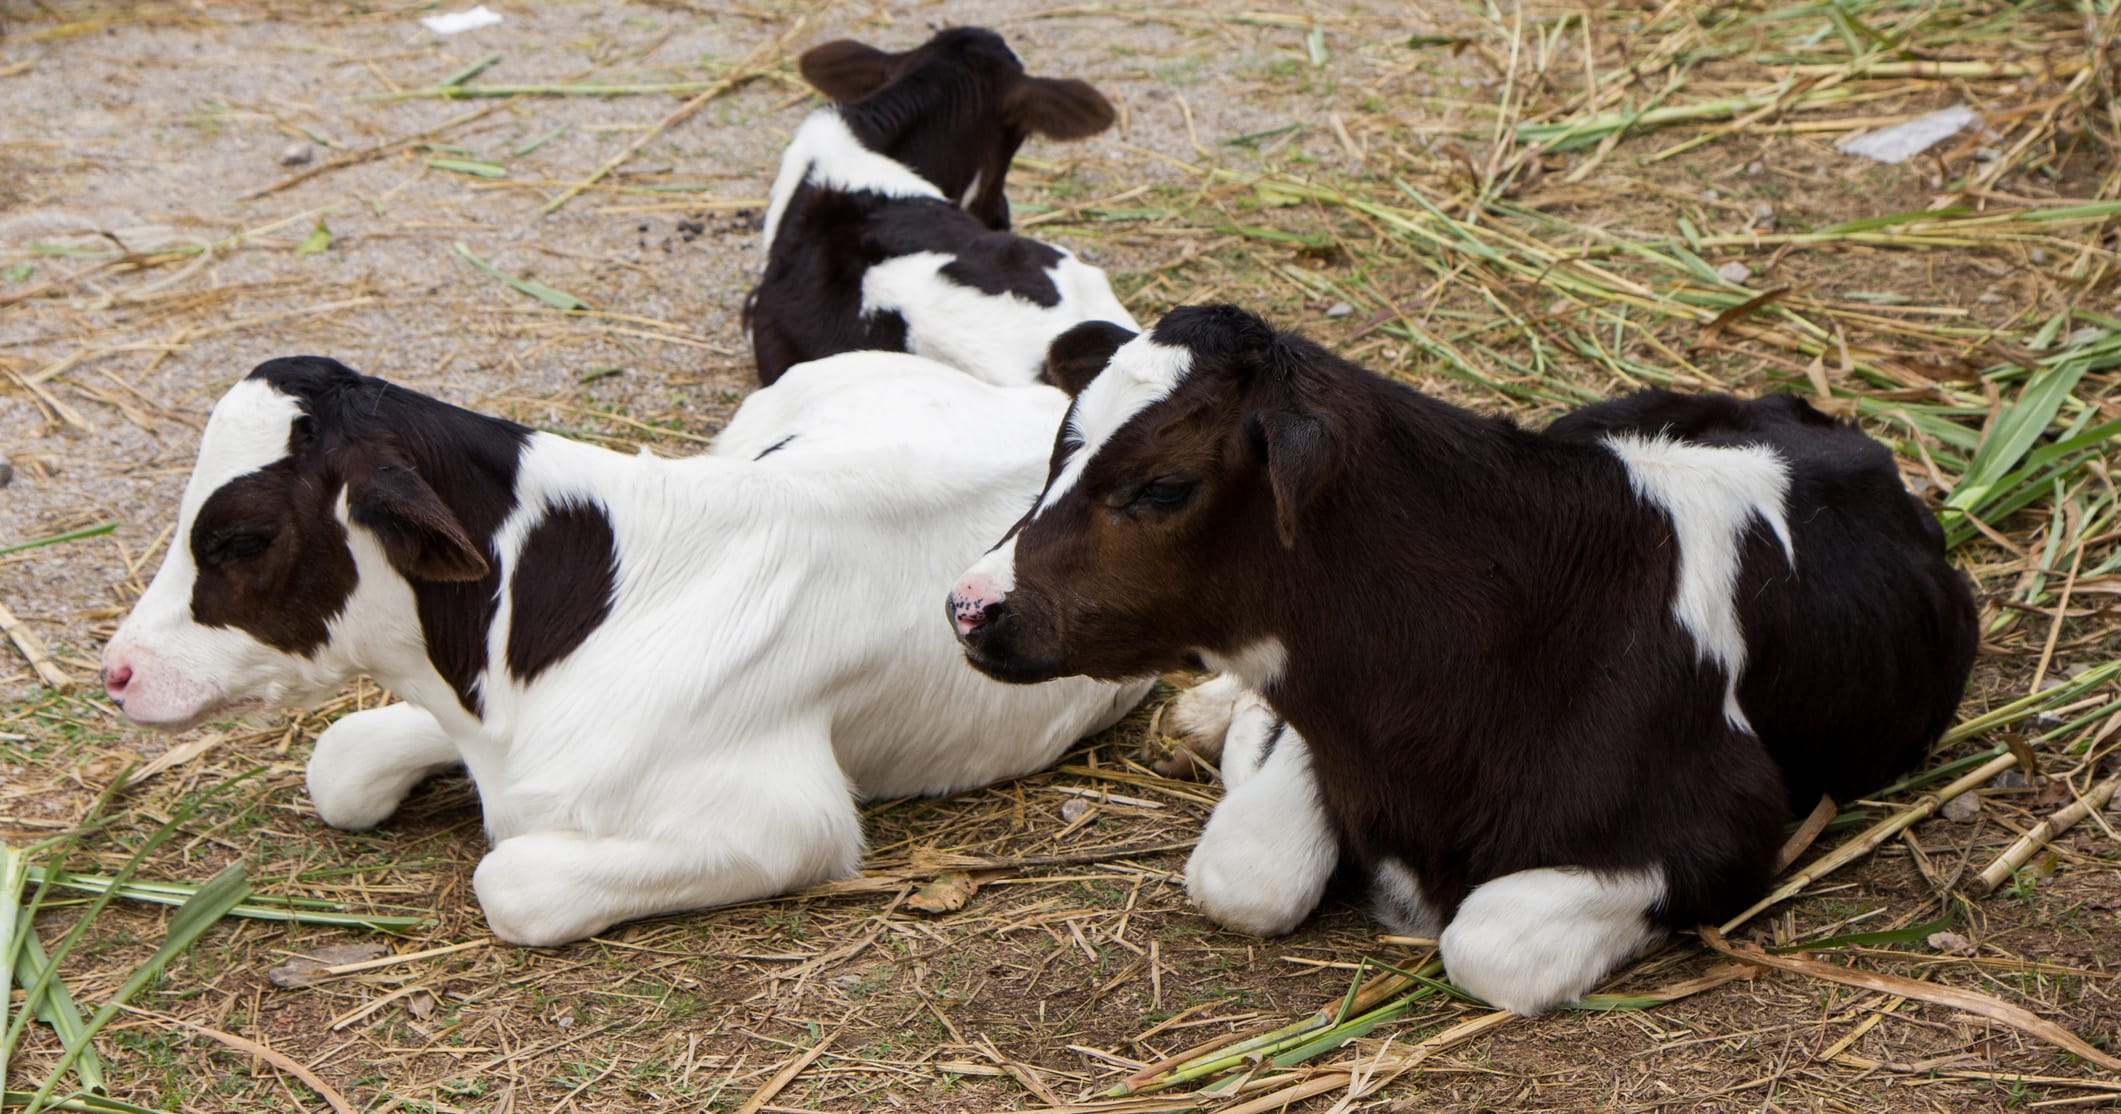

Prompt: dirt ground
[4,2,2120,1112]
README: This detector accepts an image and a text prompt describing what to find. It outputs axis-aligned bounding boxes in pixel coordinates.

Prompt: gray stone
[278,142,314,167]
[1715,261,1751,284]
[1941,792,1982,822]
[1325,301,1353,318]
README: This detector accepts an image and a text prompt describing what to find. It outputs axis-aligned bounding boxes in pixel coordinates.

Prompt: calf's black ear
[348,458,489,582]
[1044,321,1136,396]
[1008,76,1116,140]
[1247,408,1338,549]
[799,40,897,102]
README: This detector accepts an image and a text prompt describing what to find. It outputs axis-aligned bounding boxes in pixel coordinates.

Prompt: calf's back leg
[306,702,464,830]
[471,734,863,945]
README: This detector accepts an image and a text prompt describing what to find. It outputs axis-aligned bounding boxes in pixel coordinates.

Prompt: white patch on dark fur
[1035,333,1195,516]
[859,251,1137,386]
[1603,434,1792,732]
[1186,723,1337,936]
[1371,858,1443,937]
[1438,866,1666,1015]
[1199,638,1288,692]
[761,110,943,255]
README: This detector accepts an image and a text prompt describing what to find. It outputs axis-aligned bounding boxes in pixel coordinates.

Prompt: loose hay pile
[2,1,2119,1111]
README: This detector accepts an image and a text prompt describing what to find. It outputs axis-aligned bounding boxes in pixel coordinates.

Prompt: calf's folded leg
[1437,866,1666,1015]
[306,703,463,830]
[1185,712,1338,937]
[470,755,863,946]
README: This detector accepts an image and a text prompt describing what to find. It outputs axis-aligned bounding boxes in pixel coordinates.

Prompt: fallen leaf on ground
[906,872,978,915]
[268,943,388,988]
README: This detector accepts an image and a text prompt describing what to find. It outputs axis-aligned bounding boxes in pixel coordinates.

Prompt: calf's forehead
[180,379,306,525]
[1037,335,1196,515]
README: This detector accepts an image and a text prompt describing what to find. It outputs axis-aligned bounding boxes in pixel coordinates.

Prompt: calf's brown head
[947,305,1345,687]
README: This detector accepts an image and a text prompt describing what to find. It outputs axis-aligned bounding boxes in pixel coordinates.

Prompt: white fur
[1164,672,1249,762]
[859,251,1138,387]
[1438,866,1666,1015]
[1603,434,1793,732]
[1370,858,1443,938]
[1185,714,1338,937]
[761,111,943,257]
[102,381,333,727]
[108,355,1150,945]
[1198,638,1289,691]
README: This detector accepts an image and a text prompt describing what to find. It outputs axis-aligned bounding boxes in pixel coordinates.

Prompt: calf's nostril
[949,592,1007,637]
[104,664,133,693]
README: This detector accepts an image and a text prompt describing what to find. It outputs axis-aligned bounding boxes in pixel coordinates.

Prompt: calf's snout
[102,661,133,704]
[947,577,1009,640]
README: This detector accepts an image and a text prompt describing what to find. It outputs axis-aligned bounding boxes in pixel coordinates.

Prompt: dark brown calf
[947,305,1978,1014]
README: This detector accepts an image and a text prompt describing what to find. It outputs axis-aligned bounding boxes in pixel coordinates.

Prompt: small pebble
[1973,147,2002,163]
[1701,186,1721,201]
[1977,290,2004,304]
[2067,326,2103,345]
[1941,792,1982,822]
[1060,798,1091,823]
[2030,247,2051,265]
[1325,301,1353,318]
[1926,931,1973,954]
[0,455,12,488]
[1744,160,1765,177]
[1989,769,2028,791]
[556,1015,575,1030]
[278,142,314,167]
[1715,261,1751,284]
[1748,200,1777,230]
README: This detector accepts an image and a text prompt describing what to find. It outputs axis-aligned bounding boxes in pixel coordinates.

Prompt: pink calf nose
[950,590,1004,638]
[104,663,133,700]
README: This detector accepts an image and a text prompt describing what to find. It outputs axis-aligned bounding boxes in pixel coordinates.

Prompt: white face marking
[1603,434,1794,733]
[1034,333,1195,518]
[956,532,1018,599]
[1197,638,1289,691]
[760,110,945,257]
[103,379,313,727]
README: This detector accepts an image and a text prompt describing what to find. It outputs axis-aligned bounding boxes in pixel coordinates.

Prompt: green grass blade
[3,1094,175,1114]
[12,928,105,1093]
[1,846,22,1090]
[453,241,588,310]
[19,865,251,1114]
[22,868,426,930]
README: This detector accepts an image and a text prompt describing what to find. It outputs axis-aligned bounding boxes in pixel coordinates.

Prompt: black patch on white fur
[506,499,618,685]
[245,356,530,716]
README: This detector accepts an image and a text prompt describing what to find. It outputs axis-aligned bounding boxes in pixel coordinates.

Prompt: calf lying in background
[747,26,1137,386]
[102,354,1148,945]
[947,306,1978,1014]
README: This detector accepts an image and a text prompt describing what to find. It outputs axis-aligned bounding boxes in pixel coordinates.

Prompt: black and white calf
[747,27,1136,386]
[946,306,1979,1014]
[102,354,1149,945]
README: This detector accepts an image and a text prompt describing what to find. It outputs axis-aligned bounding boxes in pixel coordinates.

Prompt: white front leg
[306,702,463,830]
[1185,713,1338,937]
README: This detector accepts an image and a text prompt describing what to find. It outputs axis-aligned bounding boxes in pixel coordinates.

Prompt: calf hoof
[473,836,613,946]
[1160,674,1247,771]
